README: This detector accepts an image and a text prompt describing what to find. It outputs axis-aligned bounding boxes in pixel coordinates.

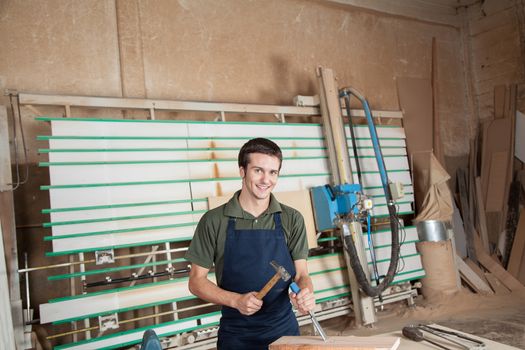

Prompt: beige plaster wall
[465,0,525,121]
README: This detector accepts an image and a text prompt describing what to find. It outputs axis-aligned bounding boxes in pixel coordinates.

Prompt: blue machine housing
[311,183,362,231]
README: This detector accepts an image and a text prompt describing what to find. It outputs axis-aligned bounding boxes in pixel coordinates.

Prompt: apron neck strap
[226,213,282,231]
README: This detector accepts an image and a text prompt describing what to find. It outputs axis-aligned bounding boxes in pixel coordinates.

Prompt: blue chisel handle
[289,282,328,341]
[290,282,301,294]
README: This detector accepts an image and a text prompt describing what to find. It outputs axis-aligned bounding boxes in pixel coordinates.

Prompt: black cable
[342,202,400,297]
[86,268,190,288]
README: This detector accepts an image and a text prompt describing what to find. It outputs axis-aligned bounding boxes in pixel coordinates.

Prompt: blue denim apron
[217,213,300,349]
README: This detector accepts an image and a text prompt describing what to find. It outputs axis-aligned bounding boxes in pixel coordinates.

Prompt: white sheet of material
[39,279,193,324]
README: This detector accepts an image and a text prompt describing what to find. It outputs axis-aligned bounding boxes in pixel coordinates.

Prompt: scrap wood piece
[508,208,525,278]
[473,234,525,294]
[516,111,525,163]
[452,201,468,258]
[494,85,506,119]
[456,256,493,294]
[457,168,477,262]
[269,336,400,350]
[396,77,433,213]
[464,258,487,281]
[475,177,490,253]
[501,85,517,234]
[484,272,511,294]
[485,151,509,212]
[481,118,512,206]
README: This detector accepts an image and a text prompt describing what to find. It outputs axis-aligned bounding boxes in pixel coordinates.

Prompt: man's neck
[238,191,270,218]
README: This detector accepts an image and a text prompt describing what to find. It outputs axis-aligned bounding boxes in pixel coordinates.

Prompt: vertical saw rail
[316,67,377,326]
[339,87,401,298]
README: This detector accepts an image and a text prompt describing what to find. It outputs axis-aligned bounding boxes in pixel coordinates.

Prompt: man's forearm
[295,273,313,292]
[189,277,239,308]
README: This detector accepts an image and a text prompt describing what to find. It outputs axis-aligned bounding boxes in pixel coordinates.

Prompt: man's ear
[239,167,245,179]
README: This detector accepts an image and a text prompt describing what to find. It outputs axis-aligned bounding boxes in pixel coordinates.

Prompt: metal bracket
[95,249,115,265]
[98,313,119,332]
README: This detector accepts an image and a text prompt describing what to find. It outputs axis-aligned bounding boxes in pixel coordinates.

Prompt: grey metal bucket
[416,220,448,242]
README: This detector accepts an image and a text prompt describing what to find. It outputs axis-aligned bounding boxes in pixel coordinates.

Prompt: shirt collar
[224,190,282,218]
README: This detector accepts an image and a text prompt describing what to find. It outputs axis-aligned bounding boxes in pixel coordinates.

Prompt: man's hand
[289,287,315,315]
[234,292,263,315]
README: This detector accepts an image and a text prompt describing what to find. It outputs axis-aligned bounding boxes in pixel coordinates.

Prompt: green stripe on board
[368,253,420,265]
[44,210,205,227]
[307,252,341,260]
[40,173,330,190]
[44,221,196,241]
[49,278,185,303]
[369,225,416,234]
[39,154,410,167]
[52,296,198,325]
[38,146,327,153]
[45,237,191,257]
[310,267,347,276]
[37,116,321,126]
[317,237,338,242]
[53,312,221,350]
[364,240,419,251]
[315,292,351,304]
[42,198,207,214]
[38,135,324,140]
[352,137,404,140]
[314,284,349,295]
[39,156,328,166]
[371,211,414,218]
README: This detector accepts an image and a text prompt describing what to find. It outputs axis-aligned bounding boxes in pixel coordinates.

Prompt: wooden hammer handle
[256,273,281,300]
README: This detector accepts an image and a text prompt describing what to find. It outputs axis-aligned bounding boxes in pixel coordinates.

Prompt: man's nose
[260,172,271,182]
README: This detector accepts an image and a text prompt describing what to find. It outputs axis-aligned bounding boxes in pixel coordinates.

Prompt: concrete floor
[302,291,525,349]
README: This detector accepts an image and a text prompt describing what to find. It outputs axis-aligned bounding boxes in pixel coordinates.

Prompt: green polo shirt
[185,190,308,285]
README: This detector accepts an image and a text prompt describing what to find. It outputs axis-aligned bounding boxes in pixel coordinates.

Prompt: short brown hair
[238,138,282,170]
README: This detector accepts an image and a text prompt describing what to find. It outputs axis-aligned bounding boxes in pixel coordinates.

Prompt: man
[186,138,315,349]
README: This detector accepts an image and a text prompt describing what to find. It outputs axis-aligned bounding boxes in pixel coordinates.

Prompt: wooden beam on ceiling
[326,0,462,27]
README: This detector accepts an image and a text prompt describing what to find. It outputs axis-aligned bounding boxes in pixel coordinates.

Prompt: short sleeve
[286,208,309,261]
[185,212,218,269]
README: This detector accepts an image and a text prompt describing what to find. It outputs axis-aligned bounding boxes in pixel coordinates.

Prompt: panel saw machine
[310,67,406,326]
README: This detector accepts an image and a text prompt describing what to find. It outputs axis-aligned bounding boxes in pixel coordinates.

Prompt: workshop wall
[465,0,525,121]
[0,0,471,344]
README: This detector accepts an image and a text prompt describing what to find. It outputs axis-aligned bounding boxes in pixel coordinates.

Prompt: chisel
[290,282,328,341]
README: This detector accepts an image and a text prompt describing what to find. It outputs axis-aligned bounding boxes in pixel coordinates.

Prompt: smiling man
[186,138,315,350]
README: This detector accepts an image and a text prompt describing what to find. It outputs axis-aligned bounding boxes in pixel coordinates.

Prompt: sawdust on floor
[301,289,525,348]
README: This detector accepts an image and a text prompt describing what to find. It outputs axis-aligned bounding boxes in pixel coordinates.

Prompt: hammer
[257,261,328,342]
[255,260,291,300]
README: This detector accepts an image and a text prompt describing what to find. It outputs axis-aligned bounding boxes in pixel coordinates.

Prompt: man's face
[239,153,281,201]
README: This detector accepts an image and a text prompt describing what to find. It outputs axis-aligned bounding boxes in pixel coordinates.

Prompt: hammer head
[270,260,291,282]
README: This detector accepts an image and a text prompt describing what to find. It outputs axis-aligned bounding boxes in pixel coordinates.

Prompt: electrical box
[389,182,404,200]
